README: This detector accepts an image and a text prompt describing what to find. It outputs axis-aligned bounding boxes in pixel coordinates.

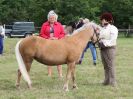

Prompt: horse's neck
[71,28,93,50]
[76,29,92,42]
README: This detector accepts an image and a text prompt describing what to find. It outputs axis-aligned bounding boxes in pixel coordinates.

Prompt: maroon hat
[100,12,113,22]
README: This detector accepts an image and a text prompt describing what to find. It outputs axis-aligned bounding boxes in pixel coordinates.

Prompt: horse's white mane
[72,19,101,36]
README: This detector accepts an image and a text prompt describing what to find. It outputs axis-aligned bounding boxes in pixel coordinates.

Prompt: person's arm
[102,27,118,47]
[59,24,65,39]
[39,24,49,39]
[0,26,5,37]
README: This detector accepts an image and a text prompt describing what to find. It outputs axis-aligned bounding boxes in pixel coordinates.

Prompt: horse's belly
[45,59,67,65]
[35,56,67,66]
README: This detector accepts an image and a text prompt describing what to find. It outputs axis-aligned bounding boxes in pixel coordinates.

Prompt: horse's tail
[15,40,32,85]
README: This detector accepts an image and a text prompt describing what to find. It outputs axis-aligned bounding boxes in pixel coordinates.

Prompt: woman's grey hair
[47,10,58,21]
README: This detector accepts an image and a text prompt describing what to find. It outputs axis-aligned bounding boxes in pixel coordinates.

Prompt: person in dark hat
[76,18,97,65]
[76,18,84,29]
[100,12,114,25]
[99,12,118,86]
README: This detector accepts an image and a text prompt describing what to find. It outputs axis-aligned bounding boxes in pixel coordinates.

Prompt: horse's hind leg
[15,69,21,89]
[24,60,33,89]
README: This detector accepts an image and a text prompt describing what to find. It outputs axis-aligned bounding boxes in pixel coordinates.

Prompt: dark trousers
[100,46,116,85]
[0,37,4,54]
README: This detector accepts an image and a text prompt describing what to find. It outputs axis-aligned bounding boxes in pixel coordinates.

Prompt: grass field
[0,37,133,99]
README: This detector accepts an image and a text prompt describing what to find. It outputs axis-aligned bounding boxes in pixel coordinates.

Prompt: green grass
[0,38,133,99]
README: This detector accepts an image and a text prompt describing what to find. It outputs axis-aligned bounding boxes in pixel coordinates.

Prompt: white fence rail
[119,29,133,37]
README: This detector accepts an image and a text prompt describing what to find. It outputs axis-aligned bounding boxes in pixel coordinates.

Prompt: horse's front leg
[71,62,78,89]
[63,62,74,91]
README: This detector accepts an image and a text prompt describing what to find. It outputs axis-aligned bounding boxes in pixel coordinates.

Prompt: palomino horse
[15,21,100,91]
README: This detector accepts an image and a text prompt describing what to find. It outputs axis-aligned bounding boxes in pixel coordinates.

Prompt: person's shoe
[77,60,82,64]
[59,75,63,80]
[102,80,109,86]
[93,62,96,66]
[59,74,63,78]
[48,74,52,77]
[102,81,109,86]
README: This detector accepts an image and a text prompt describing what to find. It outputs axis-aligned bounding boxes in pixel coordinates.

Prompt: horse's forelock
[85,22,99,29]
[90,22,102,30]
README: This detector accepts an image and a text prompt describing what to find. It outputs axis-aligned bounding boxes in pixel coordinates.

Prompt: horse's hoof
[27,83,32,89]
[28,85,32,89]
[72,85,78,89]
[63,86,69,92]
[15,83,20,89]
[64,88,69,92]
[65,89,69,92]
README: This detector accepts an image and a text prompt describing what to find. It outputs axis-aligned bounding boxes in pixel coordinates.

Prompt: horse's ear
[83,18,90,24]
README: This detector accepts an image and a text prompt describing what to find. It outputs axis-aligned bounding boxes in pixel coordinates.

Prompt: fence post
[124,29,128,37]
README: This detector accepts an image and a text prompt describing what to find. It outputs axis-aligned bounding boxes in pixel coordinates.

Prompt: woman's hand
[98,41,106,49]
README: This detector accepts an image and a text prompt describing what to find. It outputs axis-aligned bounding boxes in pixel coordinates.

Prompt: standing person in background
[99,12,118,86]
[77,18,97,65]
[76,18,84,29]
[64,21,76,36]
[0,22,5,56]
[39,10,65,78]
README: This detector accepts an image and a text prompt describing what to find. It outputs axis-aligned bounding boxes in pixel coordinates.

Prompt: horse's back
[18,36,81,65]
[20,36,68,65]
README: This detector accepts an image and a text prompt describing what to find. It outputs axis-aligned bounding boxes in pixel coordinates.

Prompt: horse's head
[91,23,101,44]
[84,21,101,43]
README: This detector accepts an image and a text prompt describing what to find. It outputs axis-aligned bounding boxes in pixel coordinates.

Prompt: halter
[91,26,100,44]
[91,26,100,60]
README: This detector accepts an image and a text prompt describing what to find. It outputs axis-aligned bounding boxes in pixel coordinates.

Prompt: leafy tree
[0,0,133,28]
[100,0,133,28]
[0,0,30,24]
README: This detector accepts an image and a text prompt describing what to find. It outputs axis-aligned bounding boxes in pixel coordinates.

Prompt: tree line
[0,0,133,28]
